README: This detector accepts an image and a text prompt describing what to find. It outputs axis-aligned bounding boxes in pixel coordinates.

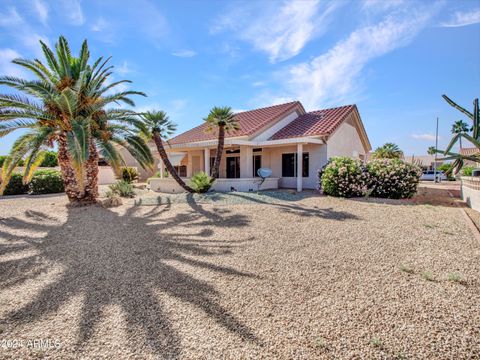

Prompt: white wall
[326,115,367,160]
[250,110,300,141]
[461,177,480,211]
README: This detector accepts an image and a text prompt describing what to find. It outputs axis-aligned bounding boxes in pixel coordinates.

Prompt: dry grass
[0,191,479,359]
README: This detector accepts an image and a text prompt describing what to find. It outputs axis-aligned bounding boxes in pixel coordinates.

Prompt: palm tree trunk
[152,132,194,193]
[210,125,225,180]
[82,137,99,204]
[459,136,463,150]
[57,133,81,202]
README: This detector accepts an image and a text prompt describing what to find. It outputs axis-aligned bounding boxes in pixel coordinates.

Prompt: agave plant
[0,36,154,204]
[203,106,239,180]
[139,110,193,192]
[431,95,480,174]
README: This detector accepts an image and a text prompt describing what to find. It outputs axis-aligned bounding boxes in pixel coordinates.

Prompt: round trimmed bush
[29,169,65,195]
[319,157,369,197]
[367,159,422,199]
[3,173,28,195]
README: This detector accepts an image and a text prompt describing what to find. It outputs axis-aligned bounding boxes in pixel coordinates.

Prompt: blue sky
[0,0,479,156]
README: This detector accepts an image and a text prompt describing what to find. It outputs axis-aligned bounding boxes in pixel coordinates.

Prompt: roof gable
[269,105,355,140]
[168,101,303,145]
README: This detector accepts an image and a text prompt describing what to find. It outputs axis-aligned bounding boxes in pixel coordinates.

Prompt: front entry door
[226,156,240,178]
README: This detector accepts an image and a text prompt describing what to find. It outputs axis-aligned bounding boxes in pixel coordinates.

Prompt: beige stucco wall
[120,148,158,180]
[326,115,367,160]
[262,144,327,189]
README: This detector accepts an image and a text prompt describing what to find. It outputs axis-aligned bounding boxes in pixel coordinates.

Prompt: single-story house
[139,101,371,192]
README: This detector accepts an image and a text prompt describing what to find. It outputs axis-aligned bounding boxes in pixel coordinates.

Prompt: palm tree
[140,111,193,192]
[203,107,239,180]
[451,120,470,149]
[0,36,153,204]
[427,146,437,155]
[372,142,403,159]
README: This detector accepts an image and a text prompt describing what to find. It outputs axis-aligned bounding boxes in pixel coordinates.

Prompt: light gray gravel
[0,192,479,359]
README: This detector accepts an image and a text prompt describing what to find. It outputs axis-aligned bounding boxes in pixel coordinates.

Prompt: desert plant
[2,172,28,195]
[320,157,369,197]
[109,180,135,198]
[203,106,240,180]
[370,337,383,348]
[0,36,153,204]
[421,271,435,282]
[121,167,139,183]
[102,190,123,207]
[367,159,422,199]
[462,166,474,176]
[430,96,479,174]
[29,169,64,194]
[372,142,403,159]
[447,273,464,284]
[139,110,194,192]
[189,171,212,193]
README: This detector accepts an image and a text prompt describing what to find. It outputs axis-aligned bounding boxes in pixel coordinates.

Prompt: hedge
[320,157,422,199]
[28,169,64,195]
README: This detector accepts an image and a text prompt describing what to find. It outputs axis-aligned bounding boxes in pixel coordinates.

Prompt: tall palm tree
[372,142,403,159]
[0,36,153,204]
[203,106,239,180]
[451,120,470,149]
[140,111,193,192]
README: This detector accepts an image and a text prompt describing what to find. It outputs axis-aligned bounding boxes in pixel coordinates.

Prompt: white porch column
[187,152,192,177]
[297,143,303,192]
[240,145,253,178]
[160,160,165,178]
[204,148,210,175]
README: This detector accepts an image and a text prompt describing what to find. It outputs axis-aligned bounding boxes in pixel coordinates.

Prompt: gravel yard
[0,191,479,359]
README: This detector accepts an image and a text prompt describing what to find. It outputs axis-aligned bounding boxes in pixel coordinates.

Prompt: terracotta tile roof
[269,105,356,140]
[460,147,480,156]
[168,101,303,144]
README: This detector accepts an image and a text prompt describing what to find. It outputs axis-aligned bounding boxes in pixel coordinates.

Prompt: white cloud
[0,49,26,77]
[116,61,132,75]
[0,7,23,27]
[91,17,108,32]
[0,7,49,57]
[33,0,48,26]
[61,0,85,26]
[252,81,266,87]
[441,9,480,27]
[361,0,405,13]
[270,6,438,110]
[211,0,340,63]
[172,50,197,58]
[411,133,439,141]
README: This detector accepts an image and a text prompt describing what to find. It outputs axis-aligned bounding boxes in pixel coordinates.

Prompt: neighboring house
[138,101,371,192]
[403,155,447,171]
[460,147,480,167]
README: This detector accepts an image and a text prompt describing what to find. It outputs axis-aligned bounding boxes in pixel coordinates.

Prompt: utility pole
[434,117,439,183]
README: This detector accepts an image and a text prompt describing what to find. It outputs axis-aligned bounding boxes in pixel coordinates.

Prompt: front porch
[150,138,326,193]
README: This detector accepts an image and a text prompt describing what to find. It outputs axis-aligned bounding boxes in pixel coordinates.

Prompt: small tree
[372,143,403,159]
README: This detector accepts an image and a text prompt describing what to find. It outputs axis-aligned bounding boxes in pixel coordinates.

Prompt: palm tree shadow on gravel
[0,202,259,358]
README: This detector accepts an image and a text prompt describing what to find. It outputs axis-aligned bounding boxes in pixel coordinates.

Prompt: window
[253,155,262,177]
[226,157,240,178]
[173,165,187,177]
[281,153,309,177]
[226,149,240,154]
[253,148,262,152]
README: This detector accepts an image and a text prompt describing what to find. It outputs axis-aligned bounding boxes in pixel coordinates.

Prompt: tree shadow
[227,192,360,220]
[0,201,260,358]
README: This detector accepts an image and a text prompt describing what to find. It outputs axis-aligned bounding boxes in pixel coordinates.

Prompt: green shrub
[367,159,422,199]
[28,169,64,194]
[40,151,58,167]
[0,156,7,168]
[189,171,212,193]
[462,166,474,176]
[3,173,28,195]
[121,167,139,183]
[109,180,135,198]
[437,163,455,180]
[319,157,369,197]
